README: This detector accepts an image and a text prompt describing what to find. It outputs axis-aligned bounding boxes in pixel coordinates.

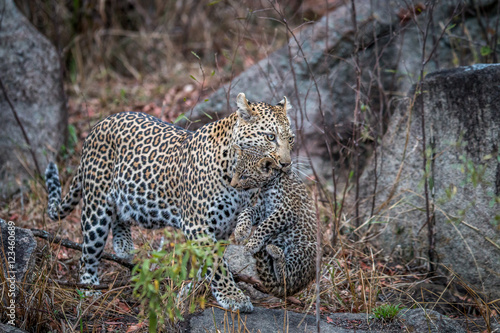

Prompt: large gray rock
[0,218,36,282]
[188,307,373,333]
[0,323,29,333]
[399,309,465,333]
[187,307,466,333]
[224,244,257,277]
[0,0,67,199]
[357,64,500,298]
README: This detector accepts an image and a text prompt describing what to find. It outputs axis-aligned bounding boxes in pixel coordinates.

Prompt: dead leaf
[126,322,147,333]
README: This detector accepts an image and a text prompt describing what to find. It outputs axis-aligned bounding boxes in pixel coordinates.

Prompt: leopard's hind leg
[107,194,134,260]
[79,193,114,286]
[265,244,286,284]
[112,221,134,260]
[254,247,286,297]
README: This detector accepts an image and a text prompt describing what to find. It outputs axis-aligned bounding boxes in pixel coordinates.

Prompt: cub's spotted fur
[232,149,317,297]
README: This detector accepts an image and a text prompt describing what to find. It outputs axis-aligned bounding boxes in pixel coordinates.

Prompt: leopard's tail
[45,162,82,221]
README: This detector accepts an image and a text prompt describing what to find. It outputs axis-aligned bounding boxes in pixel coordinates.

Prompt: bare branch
[31,228,135,270]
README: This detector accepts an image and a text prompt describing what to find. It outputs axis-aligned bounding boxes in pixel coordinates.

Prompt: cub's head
[232,93,295,173]
[230,145,279,189]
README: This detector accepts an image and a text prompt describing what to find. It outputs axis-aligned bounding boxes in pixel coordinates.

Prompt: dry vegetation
[1,0,499,332]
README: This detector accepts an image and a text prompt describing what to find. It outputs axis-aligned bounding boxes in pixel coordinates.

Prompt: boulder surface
[358,64,500,299]
[0,0,67,200]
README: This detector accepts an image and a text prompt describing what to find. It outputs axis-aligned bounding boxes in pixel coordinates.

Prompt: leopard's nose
[280,161,292,171]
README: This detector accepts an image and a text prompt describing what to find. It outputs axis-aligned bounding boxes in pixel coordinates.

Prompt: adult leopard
[45,93,294,312]
[231,147,317,297]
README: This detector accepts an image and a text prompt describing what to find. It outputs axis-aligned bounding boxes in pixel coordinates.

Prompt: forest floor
[1,77,498,332]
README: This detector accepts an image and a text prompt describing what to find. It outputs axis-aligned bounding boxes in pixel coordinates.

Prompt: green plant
[132,230,227,333]
[371,303,403,321]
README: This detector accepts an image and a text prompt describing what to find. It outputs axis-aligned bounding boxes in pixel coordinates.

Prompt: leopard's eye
[289,136,295,144]
[266,133,276,141]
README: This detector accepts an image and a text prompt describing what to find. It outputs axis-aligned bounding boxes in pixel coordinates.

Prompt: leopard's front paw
[234,222,251,244]
[214,289,254,313]
[244,238,264,255]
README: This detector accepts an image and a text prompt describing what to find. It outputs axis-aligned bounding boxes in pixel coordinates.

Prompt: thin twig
[31,228,135,270]
[49,279,131,290]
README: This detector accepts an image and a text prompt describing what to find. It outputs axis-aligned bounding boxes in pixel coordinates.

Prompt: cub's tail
[45,162,82,221]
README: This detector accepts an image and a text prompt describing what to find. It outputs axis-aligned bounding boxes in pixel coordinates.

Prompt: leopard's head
[231,93,295,175]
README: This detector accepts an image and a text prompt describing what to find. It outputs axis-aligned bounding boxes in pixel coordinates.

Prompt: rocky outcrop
[187,307,467,333]
[399,309,466,333]
[0,219,36,283]
[0,0,67,200]
[357,64,500,299]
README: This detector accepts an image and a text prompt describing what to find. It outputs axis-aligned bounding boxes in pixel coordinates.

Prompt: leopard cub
[231,147,317,297]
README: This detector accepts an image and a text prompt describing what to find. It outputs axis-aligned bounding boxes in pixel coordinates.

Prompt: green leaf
[190,75,198,82]
[191,51,200,59]
[174,113,189,124]
[480,45,492,56]
[68,124,78,147]
[202,112,213,119]
[149,310,158,333]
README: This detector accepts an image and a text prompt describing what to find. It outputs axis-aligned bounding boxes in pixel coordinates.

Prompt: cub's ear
[236,93,258,121]
[230,145,243,187]
[278,96,292,114]
[232,144,243,157]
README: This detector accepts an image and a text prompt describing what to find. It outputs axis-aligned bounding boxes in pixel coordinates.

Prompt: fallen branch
[31,228,135,270]
[49,279,131,290]
[233,273,268,293]
[233,273,304,306]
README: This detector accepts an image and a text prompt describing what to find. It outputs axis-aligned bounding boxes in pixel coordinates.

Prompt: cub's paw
[244,238,264,255]
[234,222,252,244]
[265,244,284,260]
[215,289,254,313]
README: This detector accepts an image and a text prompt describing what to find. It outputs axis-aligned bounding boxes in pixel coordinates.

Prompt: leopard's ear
[236,93,258,121]
[278,96,292,115]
